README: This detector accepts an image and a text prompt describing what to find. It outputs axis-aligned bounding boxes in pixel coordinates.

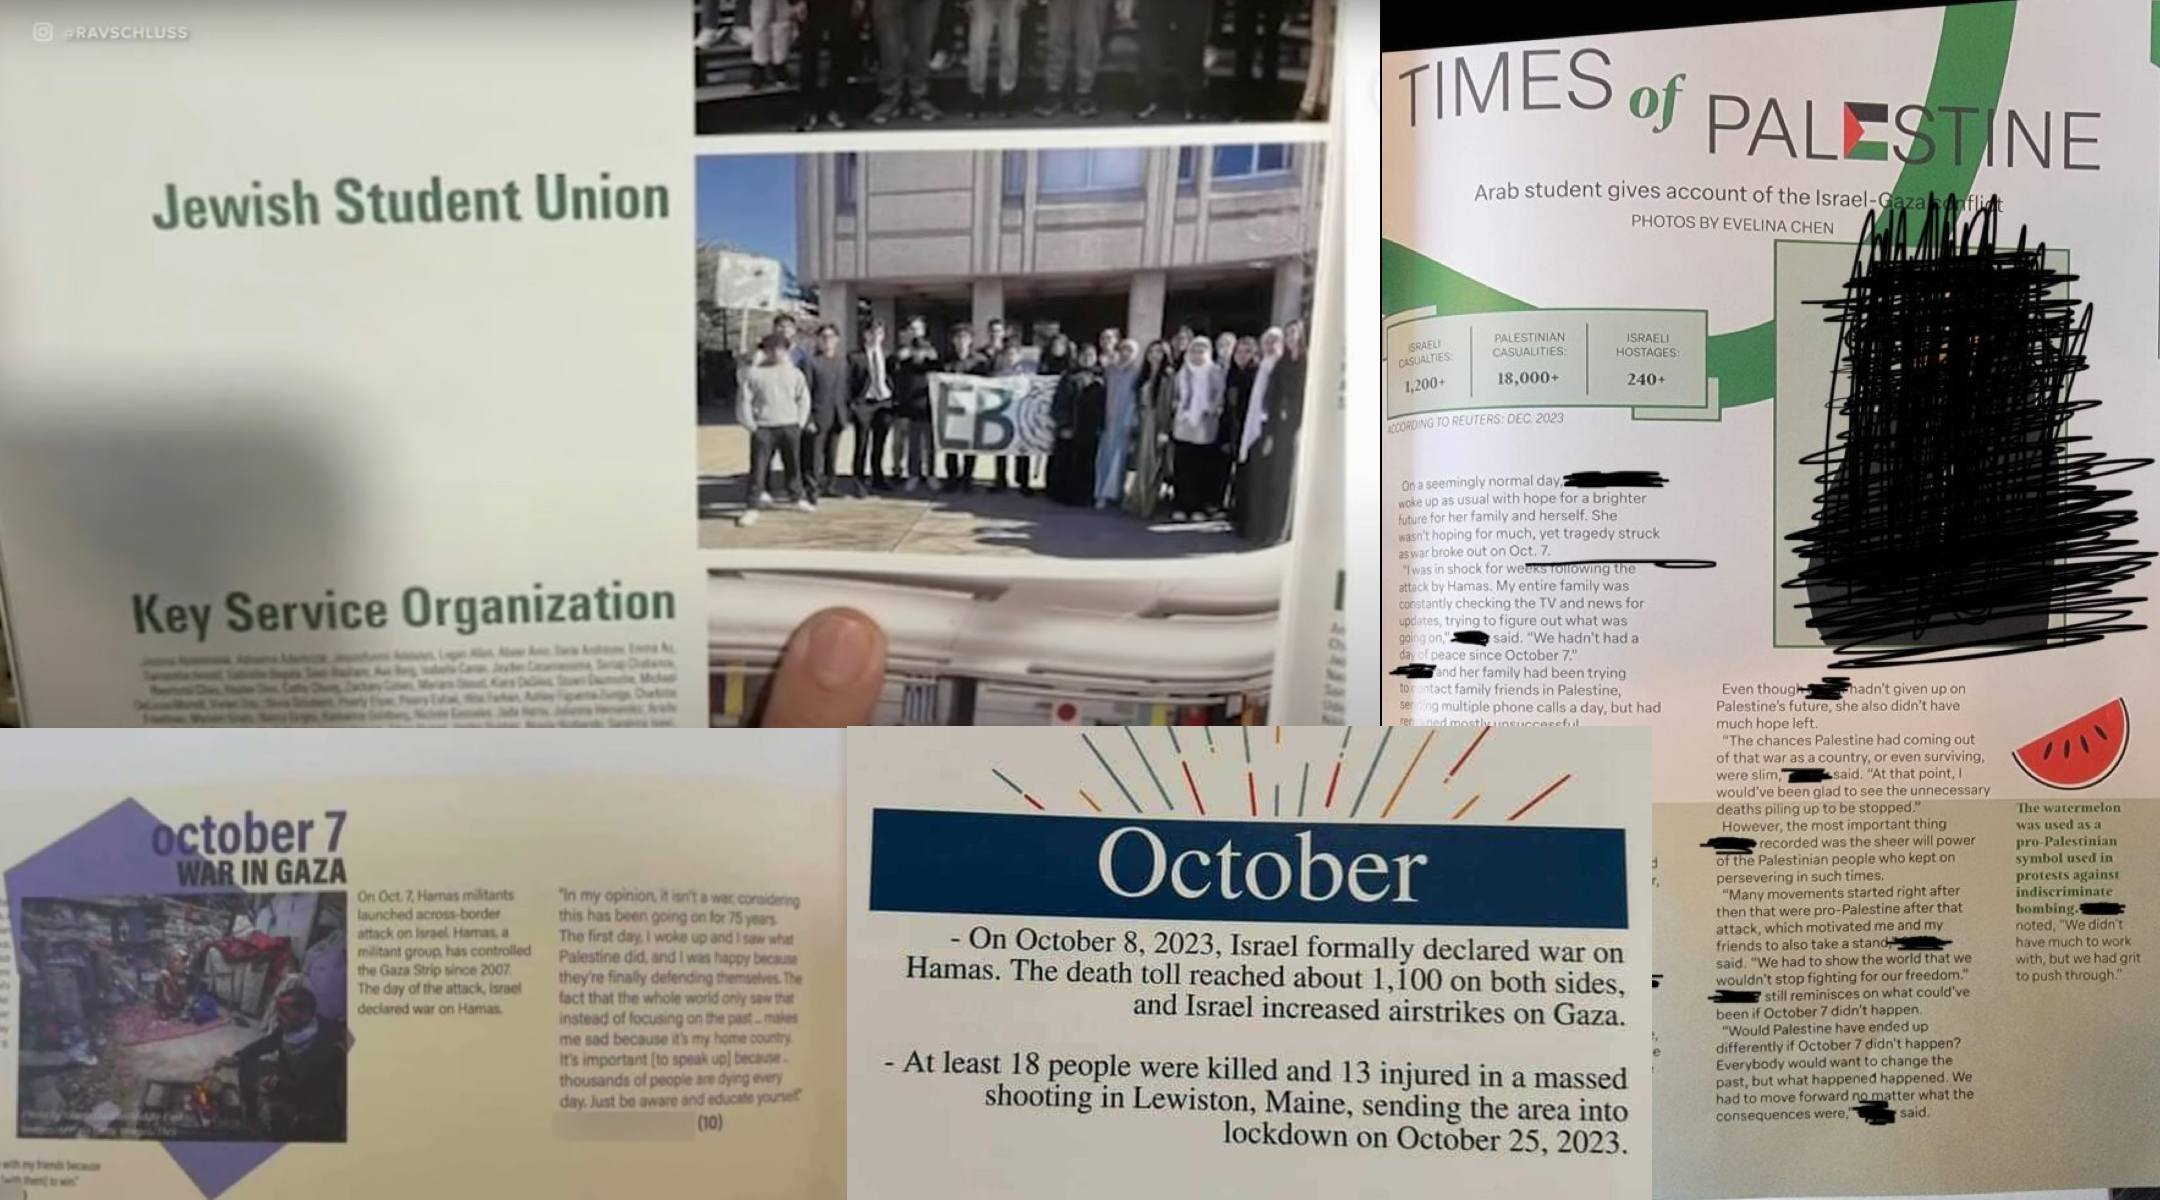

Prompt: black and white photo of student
[736,331,816,526]
[870,0,944,124]
[695,0,1337,131]
[795,0,858,130]
[803,322,853,498]
[846,321,897,494]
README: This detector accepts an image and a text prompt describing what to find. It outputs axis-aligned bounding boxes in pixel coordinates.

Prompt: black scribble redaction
[1784,768,1833,784]
[1852,1100,1897,1126]
[1708,989,1760,1005]
[2079,901,2126,915]
[1788,196,2154,668]
[1563,471,1669,488]
[1889,935,1952,951]
[1701,836,1756,855]
[1800,676,1853,700]
[1390,663,1436,679]
[1450,630,1490,646]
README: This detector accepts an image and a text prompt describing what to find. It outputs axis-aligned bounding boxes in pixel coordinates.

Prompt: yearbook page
[0,731,844,1200]
[1382,2,2160,1195]
[0,0,1346,728]
[847,725,1653,1199]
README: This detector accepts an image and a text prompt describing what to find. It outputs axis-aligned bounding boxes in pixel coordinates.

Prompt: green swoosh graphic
[1382,2,2017,408]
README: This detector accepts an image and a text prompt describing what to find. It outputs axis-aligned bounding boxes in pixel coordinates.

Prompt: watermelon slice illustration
[2012,699,2128,791]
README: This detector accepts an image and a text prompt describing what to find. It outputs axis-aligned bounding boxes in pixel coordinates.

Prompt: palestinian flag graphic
[1843,102,1888,160]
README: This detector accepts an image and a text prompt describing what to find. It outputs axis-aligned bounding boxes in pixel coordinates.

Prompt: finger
[755,608,887,727]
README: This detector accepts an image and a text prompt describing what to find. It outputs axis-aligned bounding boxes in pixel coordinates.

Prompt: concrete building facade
[696,245,786,311]
[797,143,1322,350]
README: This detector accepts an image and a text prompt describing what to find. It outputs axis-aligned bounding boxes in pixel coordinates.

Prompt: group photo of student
[693,143,1325,561]
[703,310,1308,556]
[691,0,1335,132]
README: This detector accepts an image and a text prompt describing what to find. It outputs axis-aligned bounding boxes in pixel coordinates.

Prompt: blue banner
[868,810,1627,929]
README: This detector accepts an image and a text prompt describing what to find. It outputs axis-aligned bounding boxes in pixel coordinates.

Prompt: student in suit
[846,321,897,494]
[939,323,993,493]
[803,323,853,498]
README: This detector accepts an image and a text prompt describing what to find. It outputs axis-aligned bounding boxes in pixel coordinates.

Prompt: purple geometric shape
[163,1144,285,1199]
[7,799,287,1199]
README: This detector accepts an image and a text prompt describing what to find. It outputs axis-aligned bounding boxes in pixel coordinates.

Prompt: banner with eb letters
[930,373,1057,457]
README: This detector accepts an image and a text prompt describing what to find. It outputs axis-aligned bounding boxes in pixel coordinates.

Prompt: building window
[836,153,858,212]
[1003,150,1027,198]
[1177,147,1197,189]
[1037,148,1147,197]
[1210,144,1293,184]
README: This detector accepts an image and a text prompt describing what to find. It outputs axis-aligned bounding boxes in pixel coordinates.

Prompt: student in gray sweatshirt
[738,331,814,527]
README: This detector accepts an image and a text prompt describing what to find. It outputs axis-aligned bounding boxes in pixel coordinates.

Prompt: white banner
[929,372,1058,456]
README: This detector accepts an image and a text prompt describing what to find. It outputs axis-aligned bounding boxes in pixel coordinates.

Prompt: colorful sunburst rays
[992,728,1572,823]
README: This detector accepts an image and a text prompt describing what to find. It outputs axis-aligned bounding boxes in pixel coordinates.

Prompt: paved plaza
[696,419,1253,559]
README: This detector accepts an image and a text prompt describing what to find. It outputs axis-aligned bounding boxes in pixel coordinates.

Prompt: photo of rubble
[15,892,348,1143]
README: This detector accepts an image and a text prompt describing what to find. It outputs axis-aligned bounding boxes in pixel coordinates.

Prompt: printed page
[847,726,1652,1199]
[0,0,1342,728]
[1382,2,2160,1195]
[1273,141,1351,724]
[0,733,843,1199]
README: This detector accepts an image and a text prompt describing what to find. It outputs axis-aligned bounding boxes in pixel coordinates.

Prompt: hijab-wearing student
[1222,334,1262,527]
[1097,338,1142,509]
[1169,338,1228,522]
[1126,340,1177,519]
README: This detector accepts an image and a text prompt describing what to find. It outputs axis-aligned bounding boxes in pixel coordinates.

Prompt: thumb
[754,608,887,727]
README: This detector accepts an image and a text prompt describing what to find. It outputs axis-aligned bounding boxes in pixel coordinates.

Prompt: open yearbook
[1384,1,2159,1196]
[0,0,1358,729]
[0,727,1650,1199]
